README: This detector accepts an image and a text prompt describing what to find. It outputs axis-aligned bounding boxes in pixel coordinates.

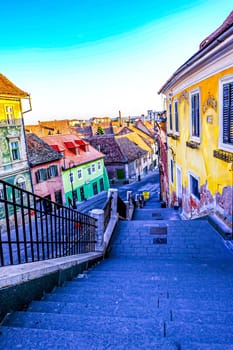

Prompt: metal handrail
[103,195,112,231]
[0,179,97,267]
[117,196,127,219]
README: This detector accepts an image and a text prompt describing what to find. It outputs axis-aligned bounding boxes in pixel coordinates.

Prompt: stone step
[133,208,181,221]
[3,311,163,335]
[27,300,162,318]
[110,220,233,260]
[74,273,233,287]
[166,321,233,344]
[62,281,233,299]
[159,297,233,312]
[171,309,233,325]
[58,283,233,301]
[0,326,177,350]
[181,341,233,350]
[88,264,212,273]
[43,291,162,308]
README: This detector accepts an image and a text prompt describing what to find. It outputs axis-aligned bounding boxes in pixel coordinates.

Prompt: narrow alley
[1,191,233,349]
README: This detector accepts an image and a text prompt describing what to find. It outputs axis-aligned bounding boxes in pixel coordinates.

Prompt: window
[0,185,4,199]
[77,169,82,179]
[15,177,26,190]
[48,165,58,178]
[87,166,91,175]
[190,89,200,140]
[174,100,179,133]
[189,172,200,200]
[5,106,15,125]
[97,161,101,170]
[93,182,98,195]
[100,178,104,191]
[92,164,96,173]
[169,103,173,131]
[219,76,233,151]
[35,168,48,183]
[55,190,62,205]
[170,159,174,183]
[10,141,20,161]
[80,186,85,201]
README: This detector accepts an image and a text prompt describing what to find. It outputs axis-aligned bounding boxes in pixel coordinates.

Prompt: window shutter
[196,94,200,137]
[223,83,230,143]
[35,170,40,183]
[191,95,195,136]
[169,103,172,130]
[230,83,233,144]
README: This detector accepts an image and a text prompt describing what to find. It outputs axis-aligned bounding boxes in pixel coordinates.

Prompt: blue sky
[0,1,232,123]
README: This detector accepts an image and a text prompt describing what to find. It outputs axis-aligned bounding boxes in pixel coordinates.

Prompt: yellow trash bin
[142,191,150,199]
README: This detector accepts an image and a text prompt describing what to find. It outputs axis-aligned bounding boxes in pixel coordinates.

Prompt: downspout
[21,94,34,193]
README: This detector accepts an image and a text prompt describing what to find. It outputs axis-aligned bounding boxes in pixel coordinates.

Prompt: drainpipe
[21,95,33,193]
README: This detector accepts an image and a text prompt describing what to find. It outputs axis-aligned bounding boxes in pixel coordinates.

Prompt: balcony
[186,141,199,149]
[213,149,233,163]
[0,118,22,127]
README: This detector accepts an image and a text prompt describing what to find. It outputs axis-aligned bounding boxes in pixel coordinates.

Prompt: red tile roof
[26,133,62,166]
[0,73,29,97]
[42,134,104,167]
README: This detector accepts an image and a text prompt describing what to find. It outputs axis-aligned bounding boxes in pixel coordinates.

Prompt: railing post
[89,209,104,251]
[125,191,134,220]
[127,191,132,202]
[108,188,118,217]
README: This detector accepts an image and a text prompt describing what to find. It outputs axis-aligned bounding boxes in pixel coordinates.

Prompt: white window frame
[174,99,179,135]
[168,102,173,132]
[15,176,26,190]
[92,163,96,173]
[190,88,201,143]
[169,158,174,184]
[188,171,200,200]
[176,165,182,200]
[87,166,91,175]
[97,161,101,170]
[5,106,15,125]
[219,74,233,152]
[10,140,20,161]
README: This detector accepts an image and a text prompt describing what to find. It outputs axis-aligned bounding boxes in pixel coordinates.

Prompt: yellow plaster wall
[0,98,22,120]
[169,66,233,198]
[115,132,152,154]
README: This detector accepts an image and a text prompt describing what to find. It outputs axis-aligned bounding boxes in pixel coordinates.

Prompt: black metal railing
[103,195,112,231]
[0,179,97,267]
[117,196,127,219]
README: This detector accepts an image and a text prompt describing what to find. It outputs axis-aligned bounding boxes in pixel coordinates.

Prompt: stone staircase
[1,193,233,349]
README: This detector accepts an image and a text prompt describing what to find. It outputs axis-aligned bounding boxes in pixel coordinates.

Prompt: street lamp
[69,161,77,209]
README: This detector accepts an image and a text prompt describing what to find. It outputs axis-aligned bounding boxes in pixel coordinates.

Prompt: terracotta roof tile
[0,73,29,97]
[116,137,147,162]
[89,135,148,163]
[42,134,104,167]
[88,135,127,163]
[26,133,62,167]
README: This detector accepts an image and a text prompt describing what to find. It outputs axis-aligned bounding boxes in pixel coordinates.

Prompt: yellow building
[0,73,32,191]
[115,127,154,174]
[158,12,233,230]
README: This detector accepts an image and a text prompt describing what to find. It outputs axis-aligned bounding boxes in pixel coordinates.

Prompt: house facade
[0,74,32,214]
[158,12,233,228]
[43,134,109,207]
[115,127,153,175]
[26,133,64,207]
[88,134,148,183]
